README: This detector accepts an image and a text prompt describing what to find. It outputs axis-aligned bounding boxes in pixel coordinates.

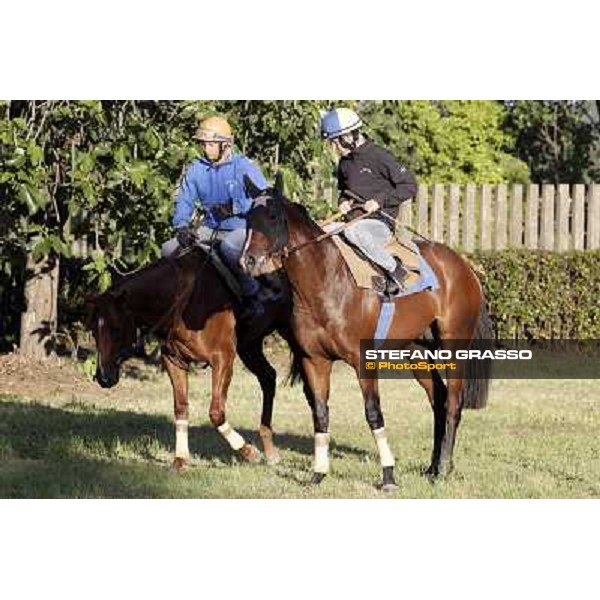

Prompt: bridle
[280,211,374,260]
[95,315,135,378]
[94,255,195,375]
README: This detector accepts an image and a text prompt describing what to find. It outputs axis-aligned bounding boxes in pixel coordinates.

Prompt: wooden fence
[71,183,600,258]
[318,182,600,252]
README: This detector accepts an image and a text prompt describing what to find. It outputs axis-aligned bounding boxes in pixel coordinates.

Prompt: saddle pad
[331,234,439,298]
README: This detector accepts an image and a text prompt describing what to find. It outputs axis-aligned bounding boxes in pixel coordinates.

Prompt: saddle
[331,232,436,298]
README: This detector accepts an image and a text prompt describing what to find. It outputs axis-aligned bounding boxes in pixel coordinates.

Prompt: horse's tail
[286,337,306,387]
[461,298,494,410]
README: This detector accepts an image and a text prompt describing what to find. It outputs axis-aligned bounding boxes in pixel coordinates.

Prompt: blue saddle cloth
[372,243,439,346]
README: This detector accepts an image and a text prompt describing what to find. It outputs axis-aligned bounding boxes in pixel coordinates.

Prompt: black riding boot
[238,295,265,321]
[385,259,408,295]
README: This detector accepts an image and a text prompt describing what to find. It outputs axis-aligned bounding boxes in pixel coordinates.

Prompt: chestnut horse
[87,246,300,471]
[241,179,492,490]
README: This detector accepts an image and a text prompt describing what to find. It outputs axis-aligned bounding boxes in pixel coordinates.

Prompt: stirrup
[384,262,408,296]
[384,278,400,297]
[393,260,408,285]
[371,275,388,294]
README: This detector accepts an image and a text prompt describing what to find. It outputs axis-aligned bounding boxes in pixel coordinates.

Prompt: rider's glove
[176,227,196,248]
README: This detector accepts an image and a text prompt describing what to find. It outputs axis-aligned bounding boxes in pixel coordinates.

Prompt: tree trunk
[19,251,59,358]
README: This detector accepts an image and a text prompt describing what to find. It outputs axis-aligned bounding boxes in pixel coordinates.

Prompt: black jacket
[337,140,417,229]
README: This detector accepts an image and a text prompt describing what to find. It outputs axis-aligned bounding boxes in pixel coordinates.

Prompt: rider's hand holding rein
[176,227,197,248]
[339,198,380,215]
[337,198,380,219]
[339,200,353,215]
[364,199,380,213]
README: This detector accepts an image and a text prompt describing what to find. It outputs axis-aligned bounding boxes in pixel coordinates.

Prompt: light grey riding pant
[324,219,396,272]
[161,225,259,296]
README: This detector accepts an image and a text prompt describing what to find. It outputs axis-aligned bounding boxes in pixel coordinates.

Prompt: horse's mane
[283,198,364,299]
[95,247,230,334]
[284,199,326,237]
[108,248,209,296]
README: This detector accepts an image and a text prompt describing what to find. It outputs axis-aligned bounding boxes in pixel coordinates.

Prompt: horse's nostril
[246,255,256,270]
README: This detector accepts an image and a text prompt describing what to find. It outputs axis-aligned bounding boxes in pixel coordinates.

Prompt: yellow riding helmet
[194,116,234,143]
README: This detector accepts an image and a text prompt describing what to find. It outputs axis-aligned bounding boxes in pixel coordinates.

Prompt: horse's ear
[274,171,285,199]
[244,174,265,200]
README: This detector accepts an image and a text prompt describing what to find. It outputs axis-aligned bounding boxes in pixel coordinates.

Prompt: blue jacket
[172,154,268,230]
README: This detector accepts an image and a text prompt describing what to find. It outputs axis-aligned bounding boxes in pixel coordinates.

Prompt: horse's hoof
[310,472,327,485]
[265,449,281,466]
[380,482,399,494]
[239,443,262,464]
[437,462,454,479]
[424,463,445,480]
[170,457,188,474]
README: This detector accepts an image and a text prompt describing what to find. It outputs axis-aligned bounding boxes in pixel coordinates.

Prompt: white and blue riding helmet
[320,107,363,140]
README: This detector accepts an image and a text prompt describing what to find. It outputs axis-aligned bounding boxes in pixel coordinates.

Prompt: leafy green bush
[469,250,600,339]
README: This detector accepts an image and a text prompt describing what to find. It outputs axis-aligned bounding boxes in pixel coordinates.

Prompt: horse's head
[86,287,137,388]
[241,173,290,277]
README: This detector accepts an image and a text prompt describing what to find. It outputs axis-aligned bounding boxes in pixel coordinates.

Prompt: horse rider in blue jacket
[320,107,418,294]
[162,115,268,316]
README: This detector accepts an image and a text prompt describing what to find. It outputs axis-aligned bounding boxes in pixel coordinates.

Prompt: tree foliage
[502,100,600,184]
[221,100,339,214]
[1,101,216,287]
[360,100,530,183]
[2,100,600,353]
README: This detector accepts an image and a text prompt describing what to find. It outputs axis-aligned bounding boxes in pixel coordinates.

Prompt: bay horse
[87,246,300,471]
[240,178,492,490]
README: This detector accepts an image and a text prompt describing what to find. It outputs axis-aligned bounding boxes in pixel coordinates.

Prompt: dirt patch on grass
[0,352,113,400]
[0,344,293,403]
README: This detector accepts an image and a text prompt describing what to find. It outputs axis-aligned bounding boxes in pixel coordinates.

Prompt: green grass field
[1,354,599,498]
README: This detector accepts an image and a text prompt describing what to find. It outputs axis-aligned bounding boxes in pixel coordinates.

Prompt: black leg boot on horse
[358,375,398,492]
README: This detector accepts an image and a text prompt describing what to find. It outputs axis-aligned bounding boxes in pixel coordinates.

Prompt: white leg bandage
[314,432,330,474]
[372,427,395,468]
[217,421,246,451]
[175,419,189,459]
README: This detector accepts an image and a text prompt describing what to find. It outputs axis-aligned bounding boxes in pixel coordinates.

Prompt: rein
[257,183,431,261]
[341,189,433,245]
[272,204,420,261]
[281,210,374,258]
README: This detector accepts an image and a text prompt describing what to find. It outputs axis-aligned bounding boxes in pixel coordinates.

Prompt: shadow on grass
[0,398,367,498]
